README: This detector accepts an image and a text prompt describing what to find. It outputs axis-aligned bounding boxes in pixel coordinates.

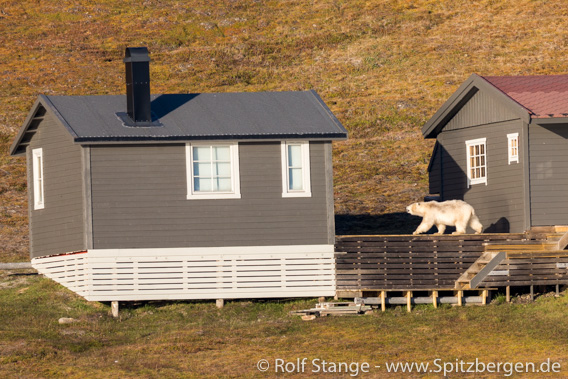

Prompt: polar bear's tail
[469,211,483,234]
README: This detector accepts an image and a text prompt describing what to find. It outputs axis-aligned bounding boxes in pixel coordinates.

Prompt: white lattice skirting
[31,245,336,301]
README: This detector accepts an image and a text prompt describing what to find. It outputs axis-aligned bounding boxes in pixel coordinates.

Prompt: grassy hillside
[2,0,568,260]
[1,271,568,377]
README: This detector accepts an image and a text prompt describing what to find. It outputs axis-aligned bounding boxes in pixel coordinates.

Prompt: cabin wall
[436,119,525,233]
[529,123,568,226]
[28,113,86,258]
[89,141,333,249]
[428,142,442,195]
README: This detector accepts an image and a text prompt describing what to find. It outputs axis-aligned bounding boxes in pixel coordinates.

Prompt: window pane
[215,178,232,192]
[480,155,485,165]
[214,146,230,161]
[288,145,302,167]
[194,177,211,192]
[481,167,486,177]
[194,162,212,177]
[37,156,42,180]
[289,168,303,190]
[193,146,210,161]
[215,162,231,177]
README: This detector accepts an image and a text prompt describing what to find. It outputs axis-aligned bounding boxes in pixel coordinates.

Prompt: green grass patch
[1,274,568,377]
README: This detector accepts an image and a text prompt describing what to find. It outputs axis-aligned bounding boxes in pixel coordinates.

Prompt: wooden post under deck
[405,291,412,312]
[431,290,438,309]
[380,291,386,312]
[111,301,119,318]
[481,289,488,305]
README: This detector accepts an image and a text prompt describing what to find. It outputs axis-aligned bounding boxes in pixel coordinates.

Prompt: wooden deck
[335,230,568,294]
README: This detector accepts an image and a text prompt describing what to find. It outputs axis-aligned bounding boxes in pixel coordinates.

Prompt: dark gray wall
[434,120,525,233]
[90,141,333,248]
[444,89,519,132]
[428,142,441,195]
[28,112,86,258]
[529,123,568,226]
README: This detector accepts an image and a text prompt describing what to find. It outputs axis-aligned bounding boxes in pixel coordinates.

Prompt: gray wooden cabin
[423,73,568,233]
[10,47,347,302]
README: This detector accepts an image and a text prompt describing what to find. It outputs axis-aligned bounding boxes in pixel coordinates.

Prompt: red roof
[481,75,568,118]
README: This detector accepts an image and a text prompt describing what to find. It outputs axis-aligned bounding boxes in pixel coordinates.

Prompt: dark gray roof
[10,90,347,155]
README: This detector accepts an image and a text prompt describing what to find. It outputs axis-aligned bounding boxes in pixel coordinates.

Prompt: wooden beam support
[480,289,488,305]
[506,286,511,303]
[111,301,119,318]
[405,291,412,313]
[380,291,386,312]
[431,290,438,309]
[456,290,463,307]
[530,285,534,301]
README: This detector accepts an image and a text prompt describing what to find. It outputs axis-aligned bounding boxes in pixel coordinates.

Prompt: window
[186,143,241,199]
[281,141,311,197]
[32,148,45,209]
[465,138,487,187]
[507,133,519,164]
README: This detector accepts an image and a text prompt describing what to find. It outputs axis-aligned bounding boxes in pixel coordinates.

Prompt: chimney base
[116,112,162,128]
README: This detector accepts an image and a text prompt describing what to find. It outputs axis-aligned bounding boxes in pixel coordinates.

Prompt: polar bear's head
[406,202,425,217]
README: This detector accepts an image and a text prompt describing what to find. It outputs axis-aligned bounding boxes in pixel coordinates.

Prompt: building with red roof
[423,73,568,232]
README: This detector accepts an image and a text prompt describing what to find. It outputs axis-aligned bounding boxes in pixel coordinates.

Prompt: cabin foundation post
[431,291,438,309]
[111,301,119,318]
[529,285,534,301]
[405,291,412,312]
[456,290,463,307]
[556,284,560,296]
[216,299,224,309]
[480,289,488,305]
[380,291,386,312]
[506,286,511,303]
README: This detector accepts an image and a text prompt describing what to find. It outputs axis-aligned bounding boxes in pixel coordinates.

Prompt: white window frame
[32,148,45,210]
[185,142,241,200]
[507,133,519,164]
[465,138,487,187]
[281,141,311,198]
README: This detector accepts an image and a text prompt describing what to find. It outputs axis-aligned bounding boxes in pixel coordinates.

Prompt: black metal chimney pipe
[124,47,151,123]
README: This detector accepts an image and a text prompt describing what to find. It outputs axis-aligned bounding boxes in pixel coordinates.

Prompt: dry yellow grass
[2,0,568,260]
[1,272,568,377]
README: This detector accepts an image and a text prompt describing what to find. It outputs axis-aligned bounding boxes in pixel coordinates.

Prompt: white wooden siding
[31,252,89,297]
[32,245,335,301]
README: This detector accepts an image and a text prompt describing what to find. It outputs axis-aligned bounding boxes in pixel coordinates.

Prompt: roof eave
[530,116,568,125]
[75,133,348,144]
[10,95,79,156]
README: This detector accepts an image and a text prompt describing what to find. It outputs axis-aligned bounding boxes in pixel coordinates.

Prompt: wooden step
[455,251,506,290]
[507,250,568,258]
[485,244,556,251]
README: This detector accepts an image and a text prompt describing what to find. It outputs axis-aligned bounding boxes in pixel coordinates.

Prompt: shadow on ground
[335,212,425,235]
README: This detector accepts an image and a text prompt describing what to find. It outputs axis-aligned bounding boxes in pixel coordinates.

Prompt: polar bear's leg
[435,224,446,235]
[469,214,483,234]
[452,221,467,235]
[413,220,433,235]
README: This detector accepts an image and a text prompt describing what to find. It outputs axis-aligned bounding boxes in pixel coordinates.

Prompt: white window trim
[281,141,311,198]
[465,138,487,188]
[32,148,45,210]
[507,133,519,164]
[185,142,241,200]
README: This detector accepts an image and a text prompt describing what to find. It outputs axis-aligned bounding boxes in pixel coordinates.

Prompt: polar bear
[406,200,483,235]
